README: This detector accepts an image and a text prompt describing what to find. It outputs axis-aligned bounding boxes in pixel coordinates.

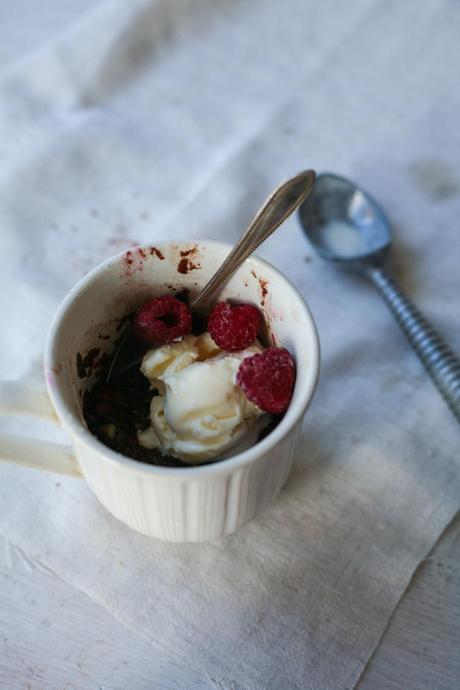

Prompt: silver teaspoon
[190,169,316,311]
[298,172,460,422]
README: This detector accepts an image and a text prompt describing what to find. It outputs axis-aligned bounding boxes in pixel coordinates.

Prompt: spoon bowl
[298,173,390,265]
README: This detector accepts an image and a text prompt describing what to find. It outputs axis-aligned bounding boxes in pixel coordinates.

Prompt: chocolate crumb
[149,247,165,260]
[76,353,86,378]
[177,257,189,274]
[77,348,101,378]
[175,287,190,303]
[177,258,200,274]
[259,278,268,301]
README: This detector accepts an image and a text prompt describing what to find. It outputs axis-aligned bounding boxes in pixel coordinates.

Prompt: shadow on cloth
[80,0,240,106]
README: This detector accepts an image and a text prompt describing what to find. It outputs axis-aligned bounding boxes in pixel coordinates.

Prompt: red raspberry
[133,295,192,345]
[208,302,260,351]
[236,347,296,414]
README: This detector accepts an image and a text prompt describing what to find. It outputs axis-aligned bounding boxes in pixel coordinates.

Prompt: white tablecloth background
[0,1,459,688]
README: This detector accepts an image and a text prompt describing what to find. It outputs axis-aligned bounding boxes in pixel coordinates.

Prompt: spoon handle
[190,170,315,311]
[367,266,460,422]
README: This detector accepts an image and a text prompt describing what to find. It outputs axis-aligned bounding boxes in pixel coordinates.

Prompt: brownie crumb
[149,247,165,260]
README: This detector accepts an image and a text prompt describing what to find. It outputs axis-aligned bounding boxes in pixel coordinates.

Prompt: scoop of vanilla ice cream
[138,333,265,463]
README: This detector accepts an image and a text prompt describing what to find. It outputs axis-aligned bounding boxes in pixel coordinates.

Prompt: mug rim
[45,240,320,478]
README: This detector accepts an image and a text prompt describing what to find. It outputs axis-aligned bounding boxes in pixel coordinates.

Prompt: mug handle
[0,381,82,477]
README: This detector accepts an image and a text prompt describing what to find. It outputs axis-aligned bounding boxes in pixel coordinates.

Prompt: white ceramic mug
[0,241,319,542]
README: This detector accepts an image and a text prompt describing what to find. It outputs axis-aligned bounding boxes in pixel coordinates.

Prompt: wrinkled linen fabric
[0,1,459,688]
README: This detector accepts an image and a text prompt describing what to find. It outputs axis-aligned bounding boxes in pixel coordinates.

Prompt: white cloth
[1,1,459,688]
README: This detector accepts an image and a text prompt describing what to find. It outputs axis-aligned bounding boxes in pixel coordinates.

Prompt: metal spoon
[298,172,460,422]
[190,169,316,311]
[106,170,316,382]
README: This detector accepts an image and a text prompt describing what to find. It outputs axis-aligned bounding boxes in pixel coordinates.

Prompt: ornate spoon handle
[368,266,460,422]
[191,170,315,311]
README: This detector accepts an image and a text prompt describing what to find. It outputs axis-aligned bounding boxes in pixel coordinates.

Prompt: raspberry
[208,302,260,351]
[236,347,296,414]
[134,295,192,345]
